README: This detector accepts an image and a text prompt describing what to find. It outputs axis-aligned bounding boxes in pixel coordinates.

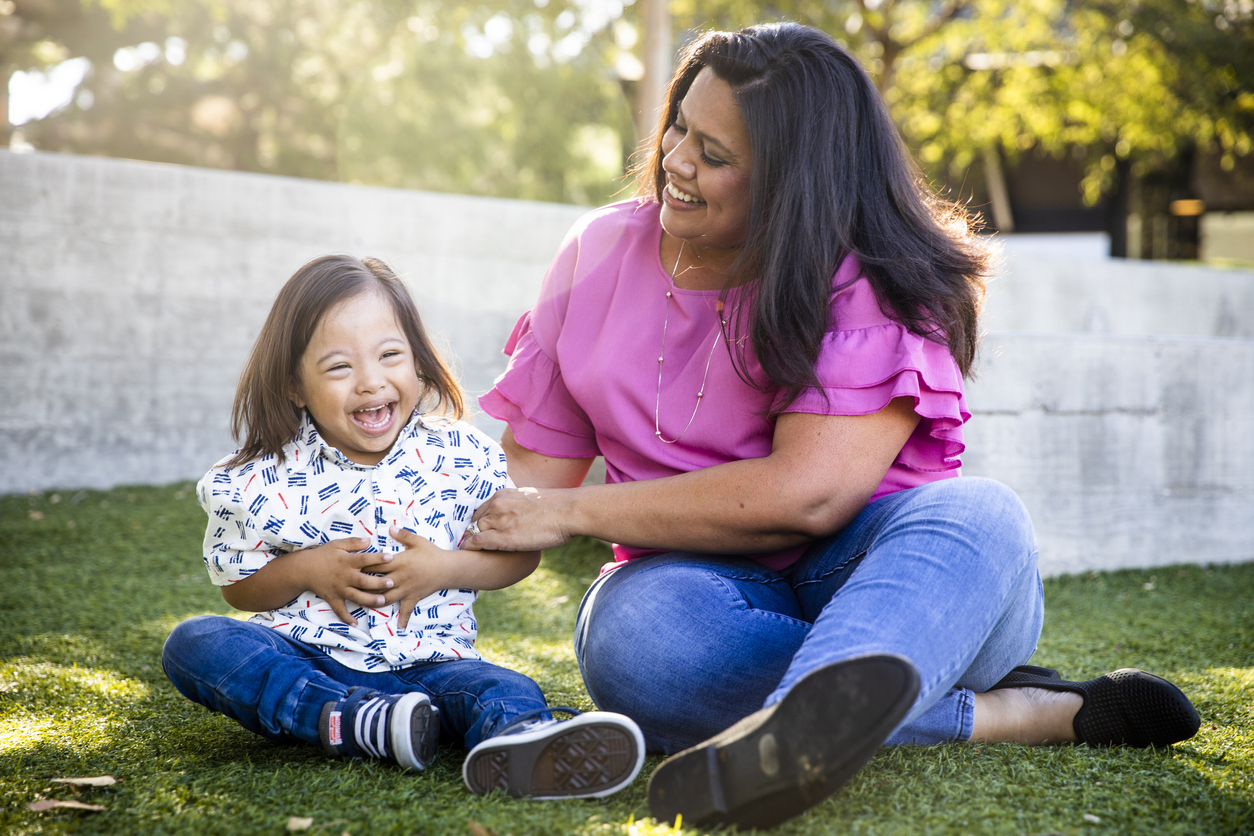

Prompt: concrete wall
[984,240,1254,338]
[2,150,1251,576]
[1,150,582,493]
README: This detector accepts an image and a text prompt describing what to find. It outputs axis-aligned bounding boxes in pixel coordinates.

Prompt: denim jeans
[574,477,1043,754]
[162,615,547,751]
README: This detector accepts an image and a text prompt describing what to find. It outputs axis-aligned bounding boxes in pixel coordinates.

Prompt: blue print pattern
[197,410,511,672]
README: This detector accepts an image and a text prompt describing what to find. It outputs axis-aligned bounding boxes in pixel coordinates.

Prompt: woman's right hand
[460,486,577,552]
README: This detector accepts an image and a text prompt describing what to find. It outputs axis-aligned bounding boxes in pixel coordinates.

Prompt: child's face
[293,291,421,466]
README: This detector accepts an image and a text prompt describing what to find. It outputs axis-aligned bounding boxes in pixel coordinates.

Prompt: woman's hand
[460,487,576,552]
[363,527,457,629]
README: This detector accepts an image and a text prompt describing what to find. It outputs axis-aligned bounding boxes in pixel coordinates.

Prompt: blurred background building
[3,0,1252,261]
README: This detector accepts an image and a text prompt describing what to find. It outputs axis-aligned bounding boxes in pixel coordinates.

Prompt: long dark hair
[637,23,988,408]
[225,255,463,467]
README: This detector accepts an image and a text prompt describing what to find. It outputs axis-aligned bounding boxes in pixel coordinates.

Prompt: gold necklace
[654,241,728,444]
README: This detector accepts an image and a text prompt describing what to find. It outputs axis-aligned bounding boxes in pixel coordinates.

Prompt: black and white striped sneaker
[463,707,645,799]
[319,687,441,771]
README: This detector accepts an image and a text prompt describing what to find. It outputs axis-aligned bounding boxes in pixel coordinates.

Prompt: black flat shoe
[647,653,919,831]
[988,667,1200,747]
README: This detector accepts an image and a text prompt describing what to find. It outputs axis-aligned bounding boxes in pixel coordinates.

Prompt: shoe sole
[647,653,920,831]
[390,692,441,771]
[463,712,645,799]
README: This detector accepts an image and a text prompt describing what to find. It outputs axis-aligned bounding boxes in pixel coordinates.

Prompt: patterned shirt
[196,410,512,672]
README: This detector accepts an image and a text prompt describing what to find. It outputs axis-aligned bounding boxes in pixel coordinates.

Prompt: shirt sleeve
[197,462,283,587]
[478,232,600,459]
[782,320,969,474]
[457,426,517,506]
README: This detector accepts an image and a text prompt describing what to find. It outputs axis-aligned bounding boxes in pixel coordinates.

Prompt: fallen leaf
[28,800,107,812]
[1083,813,1102,824]
[288,817,315,831]
[51,776,119,788]
[468,821,497,836]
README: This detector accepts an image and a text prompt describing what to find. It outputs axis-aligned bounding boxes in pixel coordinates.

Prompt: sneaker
[463,707,645,799]
[319,687,441,771]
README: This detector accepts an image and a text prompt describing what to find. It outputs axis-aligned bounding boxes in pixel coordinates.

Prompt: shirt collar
[285,409,438,472]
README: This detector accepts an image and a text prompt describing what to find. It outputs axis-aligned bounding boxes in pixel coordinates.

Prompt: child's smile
[293,291,421,466]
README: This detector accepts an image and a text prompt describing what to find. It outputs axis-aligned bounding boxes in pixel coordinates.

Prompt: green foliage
[2,483,1252,834]
[6,0,1250,208]
[8,0,636,204]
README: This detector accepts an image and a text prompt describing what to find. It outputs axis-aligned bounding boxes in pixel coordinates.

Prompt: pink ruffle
[784,321,969,472]
[478,311,601,460]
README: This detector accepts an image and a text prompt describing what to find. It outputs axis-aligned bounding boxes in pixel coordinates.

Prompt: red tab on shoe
[326,711,343,746]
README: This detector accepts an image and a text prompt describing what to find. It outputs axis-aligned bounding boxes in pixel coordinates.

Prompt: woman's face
[658,67,753,254]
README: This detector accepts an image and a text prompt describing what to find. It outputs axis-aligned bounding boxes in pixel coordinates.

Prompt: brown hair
[224,255,463,467]
[634,24,987,408]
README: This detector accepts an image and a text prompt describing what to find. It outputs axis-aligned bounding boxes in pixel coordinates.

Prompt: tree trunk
[635,0,672,148]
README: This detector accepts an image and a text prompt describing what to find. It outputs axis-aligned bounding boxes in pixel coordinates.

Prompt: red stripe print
[377,498,396,505]
[322,500,339,514]
[414,449,423,462]
[278,493,289,509]
[245,474,256,491]
[359,520,374,537]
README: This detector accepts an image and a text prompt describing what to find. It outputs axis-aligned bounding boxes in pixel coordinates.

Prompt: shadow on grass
[2,485,1252,835]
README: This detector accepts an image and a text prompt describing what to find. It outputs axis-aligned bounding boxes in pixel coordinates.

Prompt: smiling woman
[469,21,1200,831]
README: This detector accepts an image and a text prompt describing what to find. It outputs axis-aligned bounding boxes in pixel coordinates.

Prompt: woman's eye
[702,152,726,168]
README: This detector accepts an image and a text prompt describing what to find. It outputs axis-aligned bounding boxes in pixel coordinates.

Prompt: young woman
[467,24,1199,829]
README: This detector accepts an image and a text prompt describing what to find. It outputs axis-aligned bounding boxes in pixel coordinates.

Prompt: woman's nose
[662,138,697,181]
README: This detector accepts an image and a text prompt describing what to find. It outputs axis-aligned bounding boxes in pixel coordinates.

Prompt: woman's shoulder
[563,197,659,252]
[828,255,897,333]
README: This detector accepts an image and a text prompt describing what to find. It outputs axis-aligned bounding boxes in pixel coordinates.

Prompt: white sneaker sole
[390,691,440,771]
[463,711,646,799]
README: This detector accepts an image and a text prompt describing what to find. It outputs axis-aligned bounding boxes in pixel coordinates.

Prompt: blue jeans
[162,616,547,751]
[574,477,1043,754]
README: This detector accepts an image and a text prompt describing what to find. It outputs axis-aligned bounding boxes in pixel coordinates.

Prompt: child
[162,254,644,799]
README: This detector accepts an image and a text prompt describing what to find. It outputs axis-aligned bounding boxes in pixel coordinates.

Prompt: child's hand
[363,527,456,630]
[299,537,398,627]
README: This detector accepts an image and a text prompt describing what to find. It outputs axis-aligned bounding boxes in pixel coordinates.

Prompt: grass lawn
[1,483,1251,835]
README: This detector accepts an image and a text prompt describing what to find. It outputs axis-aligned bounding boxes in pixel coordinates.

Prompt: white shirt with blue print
[196,410,511,672]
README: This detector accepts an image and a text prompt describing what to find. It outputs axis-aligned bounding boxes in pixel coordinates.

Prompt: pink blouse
[479,199,969,570]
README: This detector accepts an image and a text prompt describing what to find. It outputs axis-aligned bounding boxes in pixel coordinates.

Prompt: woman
[466,23,1199,830]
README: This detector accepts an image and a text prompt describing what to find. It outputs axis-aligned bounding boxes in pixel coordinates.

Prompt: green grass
[1,484,1251,835]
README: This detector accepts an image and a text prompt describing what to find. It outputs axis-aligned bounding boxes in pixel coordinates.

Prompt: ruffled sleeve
[779,260,969,475]
[478,310,601,459]
[784,323,968,473]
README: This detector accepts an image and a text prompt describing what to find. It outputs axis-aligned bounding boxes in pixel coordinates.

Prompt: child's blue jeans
[574,477,1044,754]
[162,616,547,750]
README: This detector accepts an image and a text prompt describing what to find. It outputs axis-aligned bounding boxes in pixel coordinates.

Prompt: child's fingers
[344,587,387,609]
[330,536,371,553]
[327,598,358,628]
[389,525,435,551]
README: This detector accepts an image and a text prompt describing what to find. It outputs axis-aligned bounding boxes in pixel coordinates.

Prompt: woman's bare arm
[464,397,920,554]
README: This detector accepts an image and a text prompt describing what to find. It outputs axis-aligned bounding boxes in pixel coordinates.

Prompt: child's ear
[289,384,306,409]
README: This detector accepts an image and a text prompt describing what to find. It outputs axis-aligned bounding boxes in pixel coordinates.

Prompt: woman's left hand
[461,487,576,552]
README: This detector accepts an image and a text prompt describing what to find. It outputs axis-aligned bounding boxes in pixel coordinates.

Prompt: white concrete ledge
[2,150,1251,577]
[966,333,1254,575]
[0,150,582,492]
